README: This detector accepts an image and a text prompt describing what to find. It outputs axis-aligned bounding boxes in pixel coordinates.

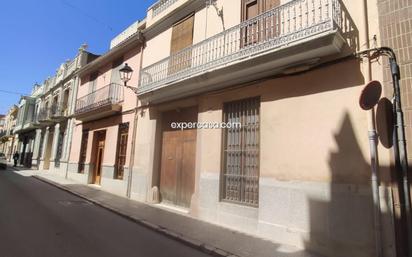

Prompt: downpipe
[360,1,383,255]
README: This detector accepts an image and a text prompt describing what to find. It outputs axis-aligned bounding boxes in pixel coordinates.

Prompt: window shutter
[170,14,194,54]
[169,14,194,74]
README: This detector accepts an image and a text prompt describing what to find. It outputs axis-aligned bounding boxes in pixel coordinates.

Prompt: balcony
[50,105,68,121]
[151,0,179,17]
[37,107,53,124]
[74,83,124,122]
[139,0,357,102]
[14,119,39,133]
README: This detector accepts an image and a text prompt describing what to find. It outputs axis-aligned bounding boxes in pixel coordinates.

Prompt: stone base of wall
[67,162,90,184]
[38,160,46,171]
[194,172,377,257]
[130,166,149,202]
[100,165,128,197]
[48,161,67,178]
[31,158,39,169]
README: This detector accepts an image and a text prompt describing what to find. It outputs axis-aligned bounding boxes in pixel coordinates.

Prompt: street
[0,168,212,257]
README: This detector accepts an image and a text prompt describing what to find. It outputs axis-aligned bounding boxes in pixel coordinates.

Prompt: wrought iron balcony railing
[50,104,67,118]
[139,0,355,95]
[75,83,124,115]
[152,0,179,17]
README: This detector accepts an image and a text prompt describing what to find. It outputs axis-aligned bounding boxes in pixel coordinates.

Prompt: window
[62,89,70,114]
[221,97,260,207]
[78,129,89,173]
[169,14,194,74]
[115,123,129,180]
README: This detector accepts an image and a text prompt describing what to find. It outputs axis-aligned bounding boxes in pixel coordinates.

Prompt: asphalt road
[0,169,212,257]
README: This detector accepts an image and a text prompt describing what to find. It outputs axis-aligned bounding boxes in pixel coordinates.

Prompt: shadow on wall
[256,59,397,257]
[305,106,398,257]
[306,112,375,257]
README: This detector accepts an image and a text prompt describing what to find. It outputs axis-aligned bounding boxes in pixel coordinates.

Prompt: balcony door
[110,57,124,85]
[242,0,280,46]
[168,14,194,75]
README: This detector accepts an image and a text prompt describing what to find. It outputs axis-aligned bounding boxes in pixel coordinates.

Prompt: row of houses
[1,0,411,256]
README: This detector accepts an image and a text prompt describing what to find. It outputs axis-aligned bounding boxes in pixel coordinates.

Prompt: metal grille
[54,131,64,168]
[222,97,260,207]
[78,130,89,173]
[115,123,129,180]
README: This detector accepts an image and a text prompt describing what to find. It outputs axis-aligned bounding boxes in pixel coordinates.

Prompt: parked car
[0,153,7,169]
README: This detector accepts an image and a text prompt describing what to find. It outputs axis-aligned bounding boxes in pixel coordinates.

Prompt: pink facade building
[68,22,144,196]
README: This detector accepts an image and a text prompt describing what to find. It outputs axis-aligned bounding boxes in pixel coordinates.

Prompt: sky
[0,0,155,114]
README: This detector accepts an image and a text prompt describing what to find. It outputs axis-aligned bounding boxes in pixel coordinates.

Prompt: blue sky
[0,0,155,114]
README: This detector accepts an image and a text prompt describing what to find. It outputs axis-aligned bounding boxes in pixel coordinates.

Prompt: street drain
[57,200,93,207]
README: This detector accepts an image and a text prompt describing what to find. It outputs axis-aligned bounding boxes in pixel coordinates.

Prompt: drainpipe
[205,0,209,39]
[362,0,383,256]
[126,96,139,198]
[126,43,144,199]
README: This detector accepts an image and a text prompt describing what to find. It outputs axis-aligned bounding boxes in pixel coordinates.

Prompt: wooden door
[159,107,197,208]
[93,131,105,185]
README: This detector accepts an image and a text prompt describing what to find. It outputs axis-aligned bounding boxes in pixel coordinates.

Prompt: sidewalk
[10,166,321,257]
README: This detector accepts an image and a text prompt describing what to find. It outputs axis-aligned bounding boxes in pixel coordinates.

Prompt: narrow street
[0,168,212,257]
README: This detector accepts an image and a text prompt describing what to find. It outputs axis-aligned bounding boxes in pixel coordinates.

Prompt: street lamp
[119,63,133,85]
[119,63,138,94]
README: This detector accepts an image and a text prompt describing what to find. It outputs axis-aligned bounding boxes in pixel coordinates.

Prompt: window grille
[78,130,89,173]
[115,123,129,180]
[54,132,64,168]
[222,97,260,207]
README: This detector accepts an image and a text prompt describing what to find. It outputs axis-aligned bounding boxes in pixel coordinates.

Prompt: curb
[33,175,239,257]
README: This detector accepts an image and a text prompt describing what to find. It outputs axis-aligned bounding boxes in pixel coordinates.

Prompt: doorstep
[31,172,321,257]
[153,202,190,215]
